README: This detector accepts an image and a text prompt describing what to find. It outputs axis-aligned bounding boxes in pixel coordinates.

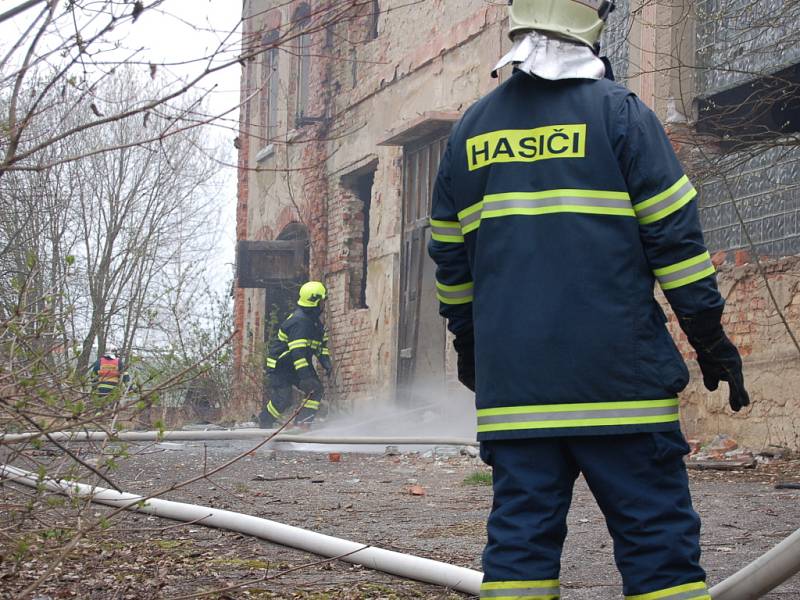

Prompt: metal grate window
[694,0,800,257]
[600,0,631,82]
[696,0,800,96]
[698,145,800,256]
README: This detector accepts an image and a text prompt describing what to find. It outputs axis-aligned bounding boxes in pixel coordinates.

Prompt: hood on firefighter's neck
[492,30,605,81]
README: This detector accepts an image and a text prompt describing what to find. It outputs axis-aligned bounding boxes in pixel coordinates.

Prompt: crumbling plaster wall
[317,3,505,409]
[235,1,506,416]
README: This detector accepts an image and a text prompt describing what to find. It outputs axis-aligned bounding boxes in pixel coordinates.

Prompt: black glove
[298,376,322,397]
[680,307,750,412]
[452,329,475,392]
[319,357,332,377]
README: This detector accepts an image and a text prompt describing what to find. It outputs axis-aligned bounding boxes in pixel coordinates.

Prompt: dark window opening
[697,62,800,150]
[370,0,380,40]
[342,164,376,310]
[350,46,358,89]
[261,29,280,140]
[293,3,312,123]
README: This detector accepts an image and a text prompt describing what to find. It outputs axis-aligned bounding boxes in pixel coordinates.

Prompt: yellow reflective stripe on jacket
[277,329,289,342]
[634,175,697,225]
[480,579,560,600]
[654,251,715,291]
[625,581,709,600]
[321,348,331,356]
[458,189,634,234]
[477,399,679,433]
[266,358,277,368]
[293,358,309,370]
[279,350,291,360]
[430,218,465,243]
[288,339,310,350]
[267,401,282,419]
[436,280,473,305]
[303,399,321,410]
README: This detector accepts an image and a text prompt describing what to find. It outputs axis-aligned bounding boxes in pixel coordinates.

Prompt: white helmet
[104,346,119,359]
[508,0,615,49]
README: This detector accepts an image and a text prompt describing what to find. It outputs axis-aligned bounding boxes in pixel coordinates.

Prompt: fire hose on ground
[1,464,799,598]
[0,429,479,446]
[0,465,482,594]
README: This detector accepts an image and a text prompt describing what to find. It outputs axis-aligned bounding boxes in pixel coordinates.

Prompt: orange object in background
[328,452,341,462]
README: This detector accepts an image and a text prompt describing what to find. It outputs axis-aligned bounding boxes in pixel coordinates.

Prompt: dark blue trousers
[480,432,708,599]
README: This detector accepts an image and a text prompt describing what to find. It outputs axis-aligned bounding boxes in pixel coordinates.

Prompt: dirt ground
[2,432,800,599]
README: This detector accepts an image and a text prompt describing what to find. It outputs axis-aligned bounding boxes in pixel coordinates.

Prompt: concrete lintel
[378,111,460,146]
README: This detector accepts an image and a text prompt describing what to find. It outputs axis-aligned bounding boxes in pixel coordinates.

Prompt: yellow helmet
[298,281,327,307]
[508,0,615,49]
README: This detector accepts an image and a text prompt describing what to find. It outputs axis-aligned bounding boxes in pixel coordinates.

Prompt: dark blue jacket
[266,307,331,380]
[428,71,723,441]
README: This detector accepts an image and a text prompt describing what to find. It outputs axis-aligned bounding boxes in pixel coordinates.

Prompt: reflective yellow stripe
[267,401,282,419]
[654,251,715,291]
[625,581,709,600]
[480,579,560,600]
[277,329,288,342]
[278,350,291,360]
[321,348,330,356]
[634,175,697,225]
[303,399,321,410]
[293,358,309,370]
[459,200,484,234]
[477,399,679,433]
[288,339,310,349]
[266,358,277,368]
[458,189,634,234]
[430,218,465,243]
[436,280,473,305]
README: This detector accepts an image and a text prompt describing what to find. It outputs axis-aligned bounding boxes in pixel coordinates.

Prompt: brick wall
[231,11,253,416]
[662,255,800,450]
[663,125,800,450]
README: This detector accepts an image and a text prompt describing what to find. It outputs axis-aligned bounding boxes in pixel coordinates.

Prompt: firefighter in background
[90,346,130,396]
[259,281,332,430]
[428,1,749,599]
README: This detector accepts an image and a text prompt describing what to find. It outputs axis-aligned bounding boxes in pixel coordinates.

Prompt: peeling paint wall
[233,1,506,418]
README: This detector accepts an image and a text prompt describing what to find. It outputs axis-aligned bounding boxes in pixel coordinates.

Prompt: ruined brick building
[234,0,800,449]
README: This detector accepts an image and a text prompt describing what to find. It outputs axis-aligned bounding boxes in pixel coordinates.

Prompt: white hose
[4,463,798,597]
[0,429,478,446]
[709,527,800,600]
[0,464,483,594]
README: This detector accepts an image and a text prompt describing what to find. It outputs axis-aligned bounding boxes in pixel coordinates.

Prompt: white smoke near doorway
[318,376,477,441]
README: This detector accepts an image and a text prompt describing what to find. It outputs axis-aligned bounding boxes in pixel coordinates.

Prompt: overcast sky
[129,1,243,285]
[1,0,243,291]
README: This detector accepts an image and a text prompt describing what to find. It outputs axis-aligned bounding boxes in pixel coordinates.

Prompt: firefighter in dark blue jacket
[428,2,749,599]
[259,281,332,430]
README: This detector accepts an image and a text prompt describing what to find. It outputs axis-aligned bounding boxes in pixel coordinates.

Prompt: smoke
[317,376,477,441]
